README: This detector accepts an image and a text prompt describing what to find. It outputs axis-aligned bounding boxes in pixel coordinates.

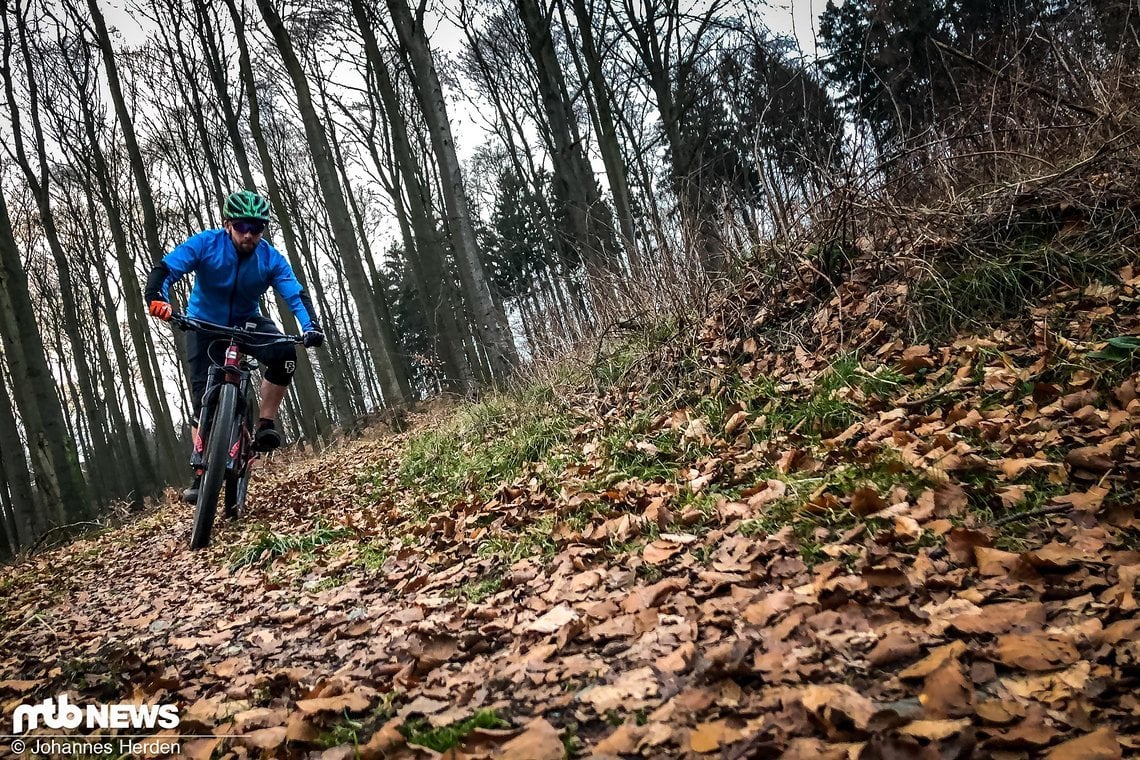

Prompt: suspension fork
[195,338,244,465]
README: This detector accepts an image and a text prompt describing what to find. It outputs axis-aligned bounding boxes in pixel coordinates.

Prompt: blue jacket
[156,229,316,331]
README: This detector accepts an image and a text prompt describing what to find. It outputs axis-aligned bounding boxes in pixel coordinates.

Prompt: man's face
[225,218,265,254]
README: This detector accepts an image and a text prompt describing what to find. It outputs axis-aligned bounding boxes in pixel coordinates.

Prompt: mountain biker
[144,189,324,503]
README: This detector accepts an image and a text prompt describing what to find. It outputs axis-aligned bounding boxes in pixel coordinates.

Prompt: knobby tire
[191,384,237,549]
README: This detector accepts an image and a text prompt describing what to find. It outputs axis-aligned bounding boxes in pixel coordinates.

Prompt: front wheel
[191,383,238,549]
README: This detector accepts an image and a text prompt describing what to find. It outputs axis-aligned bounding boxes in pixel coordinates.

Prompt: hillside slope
[1,260,1138,759]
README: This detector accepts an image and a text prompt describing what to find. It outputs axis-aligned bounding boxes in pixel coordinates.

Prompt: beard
[230,233,258,255]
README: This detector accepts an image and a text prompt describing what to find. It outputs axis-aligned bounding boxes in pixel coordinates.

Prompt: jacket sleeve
[269,248,319,332]
[144,262,170,303]
[148,234,203,301]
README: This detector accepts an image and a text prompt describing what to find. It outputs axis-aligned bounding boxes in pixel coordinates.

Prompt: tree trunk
[385,0,518,380]
[517,0,622,310]
[0,189,90,523]
[223,0,346,435]
[1,2,116,502]
[346,0,475,395]
[561,0,642,278]
[0,360,39,547]
[85,0,188,471]
[316,79,414,400]
[256,0,409,409]
[190,0,258,191]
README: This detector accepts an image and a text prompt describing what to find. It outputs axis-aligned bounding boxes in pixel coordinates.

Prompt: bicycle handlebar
[169,313,303,345]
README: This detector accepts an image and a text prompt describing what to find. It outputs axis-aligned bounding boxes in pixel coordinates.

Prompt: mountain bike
[170,314,302,549]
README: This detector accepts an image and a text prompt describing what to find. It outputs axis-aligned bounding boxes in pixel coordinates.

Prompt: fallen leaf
[233,707,288,732]
[993,633,1079,671]
[1022,543,1098,570]
[989,711,1059,748]
[950,601,1045,634]
[946,528,991,564]
[899,641,967,679]
[643,540,683,564]
[286,712,320,743]
[975,700,1023,725]
[689,719,743,753]
[975,546,1022,576]
[593,723,647,755]
[621,576,689,613]
[0,680,38,692]
[851,486,886,517]
[1044,728,1122,759]
[579,667,658,712]
[1052,485,1110,512]
[800,683,875,733]
[893,515,922,541]
[496,717,566,759]
[899,718,971,740]
[358,718,405,759]
[656,641,696,673]
[237,726,288,750]
[743,591,794,626]
[297,693,372,714]
[746,479,787,507]
[920,659,973,718]
[1001,456,1063,479]
[724,410,749,435]
[527,604,579,634]
[1002,661,1091,702]
[180,738,222,760]
[867,632,921,667]
[1065,447,1114,473]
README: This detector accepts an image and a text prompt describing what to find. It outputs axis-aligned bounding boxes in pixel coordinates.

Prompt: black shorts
[187,315,297,420]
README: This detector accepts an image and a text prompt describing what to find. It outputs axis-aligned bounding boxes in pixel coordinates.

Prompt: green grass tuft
[230,521,353,571]
[394,388,577,500]
[401,710,508,752]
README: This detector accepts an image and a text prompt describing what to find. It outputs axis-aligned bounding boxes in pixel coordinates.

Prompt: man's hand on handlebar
[302,326,325,349]
[148,300,172,321]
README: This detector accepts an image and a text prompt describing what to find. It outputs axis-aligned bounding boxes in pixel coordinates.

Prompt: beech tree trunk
[0,189,90,524]
[83,0,186,473]
[385,0,519,380]
[256,0,410,409]
[347,0,476,395]
[224,0,351,432]
[518,0,622,311]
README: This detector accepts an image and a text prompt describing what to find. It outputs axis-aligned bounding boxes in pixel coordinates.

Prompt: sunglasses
[232,220,266,236]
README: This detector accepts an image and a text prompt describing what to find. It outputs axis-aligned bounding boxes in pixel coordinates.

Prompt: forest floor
[1,260,1139,759]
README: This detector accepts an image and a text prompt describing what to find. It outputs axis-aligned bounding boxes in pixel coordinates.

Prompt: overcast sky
[101,0,827,62]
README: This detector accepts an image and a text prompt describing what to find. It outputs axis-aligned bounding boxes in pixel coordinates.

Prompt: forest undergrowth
[1,167,1139,758]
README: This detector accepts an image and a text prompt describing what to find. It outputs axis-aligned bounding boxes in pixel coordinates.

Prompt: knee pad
[263,343,298,386]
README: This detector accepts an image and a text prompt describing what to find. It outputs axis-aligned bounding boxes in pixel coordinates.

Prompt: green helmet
[222,190,271,222]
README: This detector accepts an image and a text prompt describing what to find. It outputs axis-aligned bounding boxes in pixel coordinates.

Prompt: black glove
[302,327,325,348]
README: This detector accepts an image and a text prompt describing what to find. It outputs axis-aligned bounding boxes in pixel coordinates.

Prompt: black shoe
[182,473,201,504]
[255,419,281,452]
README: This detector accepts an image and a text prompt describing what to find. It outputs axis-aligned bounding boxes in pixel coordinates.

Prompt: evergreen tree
[481,168,561,304]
